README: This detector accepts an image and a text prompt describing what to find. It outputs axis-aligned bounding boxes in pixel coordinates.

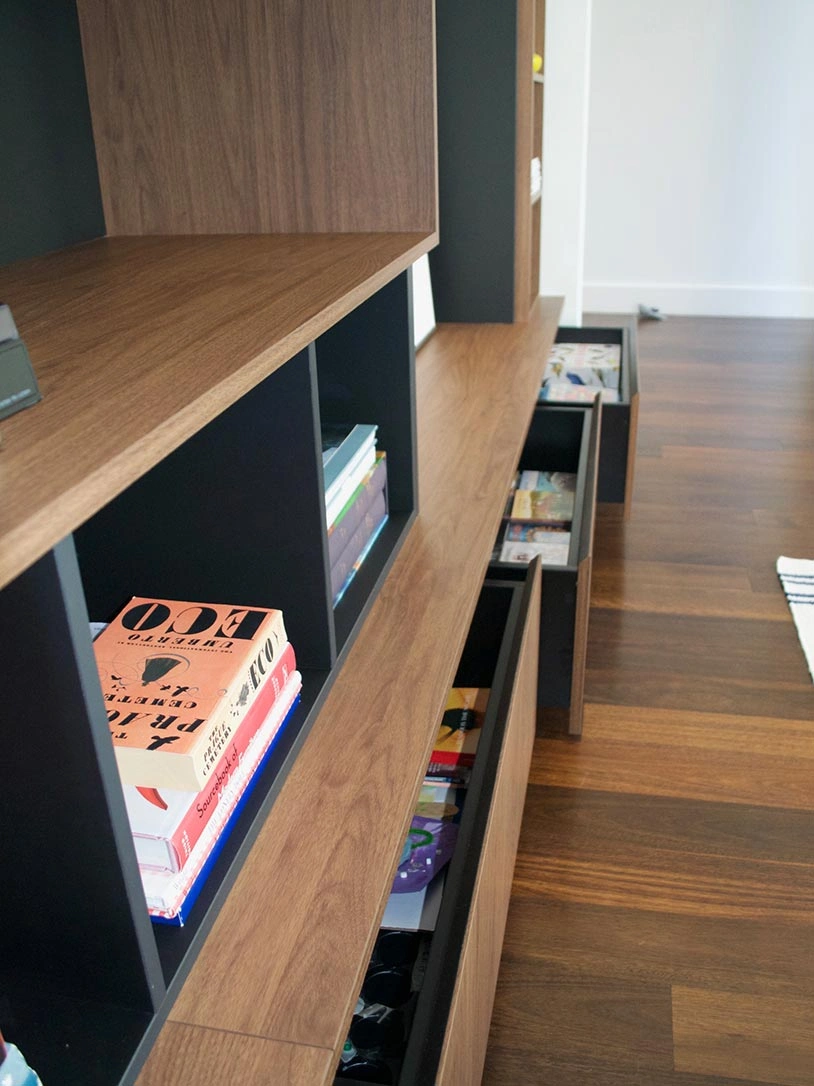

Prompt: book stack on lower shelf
[322,424,389,605]
[496,469,576,566]
[92,597,302,926]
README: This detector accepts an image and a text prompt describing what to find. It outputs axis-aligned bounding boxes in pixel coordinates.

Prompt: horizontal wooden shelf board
[136,1021,336,1086]
[0,231,435,592]
[155,298,562,1067]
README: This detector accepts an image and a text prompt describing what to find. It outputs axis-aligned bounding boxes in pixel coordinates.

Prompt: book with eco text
[125,640,297,872]
[94,598,288,792]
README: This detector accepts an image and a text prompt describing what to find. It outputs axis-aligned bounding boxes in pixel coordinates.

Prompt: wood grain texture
[511,787,814,921]
[623,389,639,519]
[567,554,591,735]
[585,608,814,719]
[0,232,434,591]
[489,961,675,1078]
[673,987,814,1086]
[137,300,561,1064]
[484,314,814,1086]
[436,563,540,1086]
[513,0,535,321]
[77,0,437,235]
[590,558,789,619]
[532,704,814,810]
[137,1022,334,1086]
[534,0,546,60]
[498,898,814,999]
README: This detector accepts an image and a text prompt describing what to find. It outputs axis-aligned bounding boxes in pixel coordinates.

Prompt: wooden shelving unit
[0,2,565,1084]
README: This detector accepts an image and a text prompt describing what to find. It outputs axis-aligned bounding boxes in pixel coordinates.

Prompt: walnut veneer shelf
[0,232,434,592]
[136,297,562,1085]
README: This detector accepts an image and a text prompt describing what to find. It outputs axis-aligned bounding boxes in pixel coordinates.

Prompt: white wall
[539,0,593,324]
[412,255,436,348]
[583,0,814,318]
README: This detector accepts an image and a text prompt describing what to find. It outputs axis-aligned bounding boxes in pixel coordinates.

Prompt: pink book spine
[136,641,297,871]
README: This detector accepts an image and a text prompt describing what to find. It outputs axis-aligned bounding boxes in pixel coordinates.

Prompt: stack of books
[93,597,302,925]
[538,340,621,403]
[497,469,575,565]
[322,423,389,604]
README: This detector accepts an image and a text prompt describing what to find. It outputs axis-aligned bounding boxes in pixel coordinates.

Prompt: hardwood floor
[483,315,814,1086]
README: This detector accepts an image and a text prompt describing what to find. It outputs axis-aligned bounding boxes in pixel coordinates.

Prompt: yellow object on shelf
[533,52,543,73]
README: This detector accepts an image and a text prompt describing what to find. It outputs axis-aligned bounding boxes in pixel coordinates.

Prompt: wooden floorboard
[483,314,814,1086]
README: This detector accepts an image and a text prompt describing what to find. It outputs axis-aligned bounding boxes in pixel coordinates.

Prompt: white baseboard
[583,281,814,319]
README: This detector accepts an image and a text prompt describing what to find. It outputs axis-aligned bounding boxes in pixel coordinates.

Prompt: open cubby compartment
[335,567,538,1086]
[72,344,337,1005]
[489,404,600,735]
[551,323,640,510]
[315,270,418,654]
[0,353,335,1085]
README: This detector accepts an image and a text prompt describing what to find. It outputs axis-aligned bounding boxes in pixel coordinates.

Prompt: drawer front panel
[436,562,541,1085]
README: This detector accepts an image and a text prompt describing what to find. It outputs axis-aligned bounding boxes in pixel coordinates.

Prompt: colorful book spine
[331,488,388,602]
[326,440,378,529]
[125,640,297,873]
[333,512,389,607]
[94,598,288,791]
[327,453,387,568]
[144,671,302,924]
[322,423,377,494]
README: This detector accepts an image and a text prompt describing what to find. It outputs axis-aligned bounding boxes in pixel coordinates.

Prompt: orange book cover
[93,598,288,792]
[429,687,491,769]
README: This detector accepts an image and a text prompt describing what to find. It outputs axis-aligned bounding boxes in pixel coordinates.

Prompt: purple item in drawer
[390,815,459,894]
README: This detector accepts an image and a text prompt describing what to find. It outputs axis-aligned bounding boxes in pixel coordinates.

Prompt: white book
[500,537,571,566]
[141,671,302,918]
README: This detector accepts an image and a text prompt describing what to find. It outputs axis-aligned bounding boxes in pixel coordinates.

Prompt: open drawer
[336,562,540,1085]
[543,323,639,516]
[489,403,600,736]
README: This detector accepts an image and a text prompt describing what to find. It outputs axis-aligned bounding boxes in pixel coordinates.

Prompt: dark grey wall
[0,0,104,266]
[430,0,518,323]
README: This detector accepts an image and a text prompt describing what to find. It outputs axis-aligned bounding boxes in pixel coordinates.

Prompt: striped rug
[777,556,814,683]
